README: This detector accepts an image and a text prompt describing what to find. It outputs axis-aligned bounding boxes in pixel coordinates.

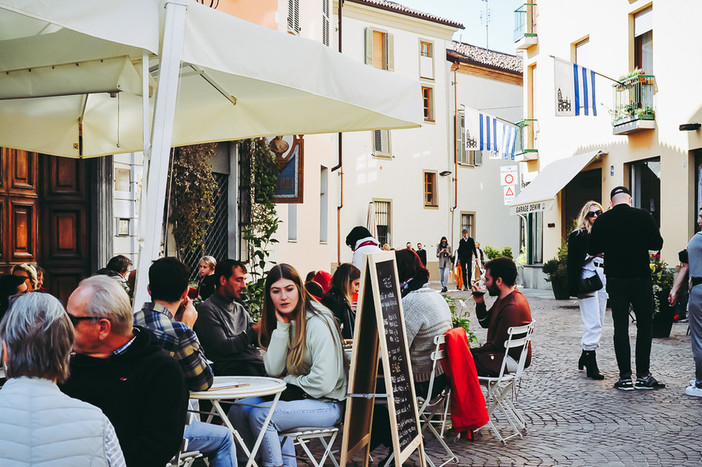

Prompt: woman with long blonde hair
[229,264,347,466]
[567,200,608,379]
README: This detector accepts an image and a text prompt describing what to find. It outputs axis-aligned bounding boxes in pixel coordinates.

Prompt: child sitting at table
[228,263,347,466]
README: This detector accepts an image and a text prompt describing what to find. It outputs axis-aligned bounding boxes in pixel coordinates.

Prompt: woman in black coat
[321,263,360,340]
[567,201,607,380]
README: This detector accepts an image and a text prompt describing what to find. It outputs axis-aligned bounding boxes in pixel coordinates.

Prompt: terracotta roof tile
[346,0,464,29]
[448,41,522,75]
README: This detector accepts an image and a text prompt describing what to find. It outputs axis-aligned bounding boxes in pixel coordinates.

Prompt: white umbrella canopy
[0,0,423,308]
[0,0,423,158]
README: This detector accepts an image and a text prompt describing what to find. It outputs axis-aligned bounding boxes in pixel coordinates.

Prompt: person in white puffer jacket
[0,292,125,467]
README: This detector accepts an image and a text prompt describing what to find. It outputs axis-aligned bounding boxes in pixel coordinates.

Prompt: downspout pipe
[333,0,344,265]
[451,61,459,250]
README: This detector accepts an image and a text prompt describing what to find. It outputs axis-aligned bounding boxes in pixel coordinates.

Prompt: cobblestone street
[343,287,702,466]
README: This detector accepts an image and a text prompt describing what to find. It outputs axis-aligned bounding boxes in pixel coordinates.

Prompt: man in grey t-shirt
[194,259,264,376]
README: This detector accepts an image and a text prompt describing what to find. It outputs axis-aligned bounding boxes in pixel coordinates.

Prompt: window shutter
[386,33,394,71]
[365,28,373,65]
[373,130,382,152]
[322,0,330,46]
[475,150,483,166]
[634,7,652,37]
[288,0,300,34]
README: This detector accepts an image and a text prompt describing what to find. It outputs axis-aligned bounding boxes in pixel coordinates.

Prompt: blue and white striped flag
[465,106,518,159]
[554,57,597,117]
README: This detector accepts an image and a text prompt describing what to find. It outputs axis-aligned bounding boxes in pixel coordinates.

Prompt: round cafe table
[190,376,286,467]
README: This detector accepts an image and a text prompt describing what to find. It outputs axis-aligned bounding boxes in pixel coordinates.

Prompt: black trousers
[607,276,654,379]
[459,257,472,289]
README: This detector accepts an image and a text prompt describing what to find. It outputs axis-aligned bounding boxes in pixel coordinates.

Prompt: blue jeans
[185,421,237,467]
[228,397,342,467]
[439,267,449,289]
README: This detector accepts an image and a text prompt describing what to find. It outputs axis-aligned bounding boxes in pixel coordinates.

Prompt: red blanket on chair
[441,328,489,433]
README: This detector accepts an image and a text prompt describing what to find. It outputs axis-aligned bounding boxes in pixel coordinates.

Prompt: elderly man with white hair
[0,292,125,466]
[60,275,188,467]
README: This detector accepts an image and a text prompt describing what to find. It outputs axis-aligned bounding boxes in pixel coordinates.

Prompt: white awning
[509,150,605,215]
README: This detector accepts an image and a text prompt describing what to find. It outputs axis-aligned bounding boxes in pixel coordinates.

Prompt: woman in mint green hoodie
[229,264,347,466]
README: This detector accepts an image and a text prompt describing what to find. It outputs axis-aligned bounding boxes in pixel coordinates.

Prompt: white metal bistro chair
[477,321,534,444]
[417,334,459,467]
[166,438,202,467]
[280,425,341,467]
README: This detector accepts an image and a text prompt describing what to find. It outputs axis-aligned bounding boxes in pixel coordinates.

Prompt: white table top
[190,375,286,400]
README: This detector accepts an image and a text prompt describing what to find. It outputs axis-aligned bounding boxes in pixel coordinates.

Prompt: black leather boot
[583,350,604,380]
[578,350,587,370]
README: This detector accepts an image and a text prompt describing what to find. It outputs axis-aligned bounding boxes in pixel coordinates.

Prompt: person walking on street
[436,237,452,293]
[669,205,702,397]
[567,201,607,380]
[416,243,427,266]
[458,229,478,291]
[588,186,665,390]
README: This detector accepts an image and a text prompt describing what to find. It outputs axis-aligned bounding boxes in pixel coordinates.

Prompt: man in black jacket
[61,275,188,467]
[588,186,665,391]
[195,259,265,376]
[457,229,478,291]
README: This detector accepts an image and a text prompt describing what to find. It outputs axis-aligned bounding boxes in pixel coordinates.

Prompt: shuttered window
[365,28,394,71]
[372,130,391,156]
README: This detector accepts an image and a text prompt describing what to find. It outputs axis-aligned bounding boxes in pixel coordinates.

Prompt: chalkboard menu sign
[340,251,425,467]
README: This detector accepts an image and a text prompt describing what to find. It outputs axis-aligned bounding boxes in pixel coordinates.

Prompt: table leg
[246,392,282,467]
[211,399,255,466]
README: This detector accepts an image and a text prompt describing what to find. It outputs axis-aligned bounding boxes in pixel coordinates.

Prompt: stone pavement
[335,287,702,466]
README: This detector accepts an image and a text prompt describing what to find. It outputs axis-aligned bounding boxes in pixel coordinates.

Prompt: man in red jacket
[472,257,532,376]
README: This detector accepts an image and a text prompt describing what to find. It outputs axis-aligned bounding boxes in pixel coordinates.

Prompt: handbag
[578,273,603,294]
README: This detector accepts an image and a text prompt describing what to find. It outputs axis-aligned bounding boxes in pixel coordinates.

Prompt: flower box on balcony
[612,73,656,135]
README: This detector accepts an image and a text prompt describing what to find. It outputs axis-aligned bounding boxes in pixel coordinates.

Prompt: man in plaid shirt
[134,257,237,466]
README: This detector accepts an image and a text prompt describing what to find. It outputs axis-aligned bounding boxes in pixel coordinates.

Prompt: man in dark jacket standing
[588,186,665,390]
[457,229,478,290]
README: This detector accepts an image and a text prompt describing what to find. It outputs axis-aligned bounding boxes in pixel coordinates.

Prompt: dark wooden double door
[0,148,93,304]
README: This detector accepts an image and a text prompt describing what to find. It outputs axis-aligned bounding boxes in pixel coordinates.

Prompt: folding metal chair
[478,321,534,444]
[280,425,340,467]
[166,438,202,467]
[416,334,459,467]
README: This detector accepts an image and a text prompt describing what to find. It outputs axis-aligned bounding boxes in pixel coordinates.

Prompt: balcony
[612,74,656,135]
[514,3,537,50]
[515,119,538,161]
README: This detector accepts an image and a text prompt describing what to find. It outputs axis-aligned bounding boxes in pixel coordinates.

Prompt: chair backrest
[496,321,535,381]
[421,333,448,406]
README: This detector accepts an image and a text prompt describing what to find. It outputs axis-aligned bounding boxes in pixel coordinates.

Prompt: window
[456,111,482,166]
[320,166,328,242]
[322,0,330,46]
[461,213,475,238]
[629,156,660,227]
[634,7,653,74]
[374,200,391,247]
[365,28,394,71]
[424,171,437,207]
[422,86,434,122]
[574,37,591,68]
[419,40,434,79]
[288,204,297,241]
[288,0,300,35]
[526,211,543,265]
[372,130,391,157]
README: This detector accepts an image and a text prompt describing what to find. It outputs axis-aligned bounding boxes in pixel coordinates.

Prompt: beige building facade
[512,0,702,286]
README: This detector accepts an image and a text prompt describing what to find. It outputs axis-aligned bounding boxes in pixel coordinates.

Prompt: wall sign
[266,135,304,204]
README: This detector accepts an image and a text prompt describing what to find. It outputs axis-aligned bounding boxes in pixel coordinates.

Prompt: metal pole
[133,0,189,311]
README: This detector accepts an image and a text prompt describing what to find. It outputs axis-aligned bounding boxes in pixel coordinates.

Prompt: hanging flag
[554,57,597,117]
[464,106,518,159]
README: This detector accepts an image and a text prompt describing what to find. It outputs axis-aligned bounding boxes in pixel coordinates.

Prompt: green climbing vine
[240,138,280,319]
[169,143,218,257]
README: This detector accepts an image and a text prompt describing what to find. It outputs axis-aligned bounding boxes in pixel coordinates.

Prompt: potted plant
[650,253,676,338]
[542,241,569,300]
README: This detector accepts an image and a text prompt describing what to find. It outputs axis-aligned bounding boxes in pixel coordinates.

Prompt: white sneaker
[685,385,702,397]
[690,379,696,387]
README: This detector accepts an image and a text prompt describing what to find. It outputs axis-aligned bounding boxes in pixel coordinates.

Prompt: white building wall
[524,0,702,265]
[455,70,523,258]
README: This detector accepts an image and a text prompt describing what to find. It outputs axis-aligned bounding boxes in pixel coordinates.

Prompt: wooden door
[0,148,39,273]
[40,155,92,304]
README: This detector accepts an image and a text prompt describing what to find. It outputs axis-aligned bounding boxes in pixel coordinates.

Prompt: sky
[394,0,519,55]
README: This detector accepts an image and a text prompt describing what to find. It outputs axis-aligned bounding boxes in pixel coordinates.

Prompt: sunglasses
[586,210,603,218]
[66,312,101,326]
